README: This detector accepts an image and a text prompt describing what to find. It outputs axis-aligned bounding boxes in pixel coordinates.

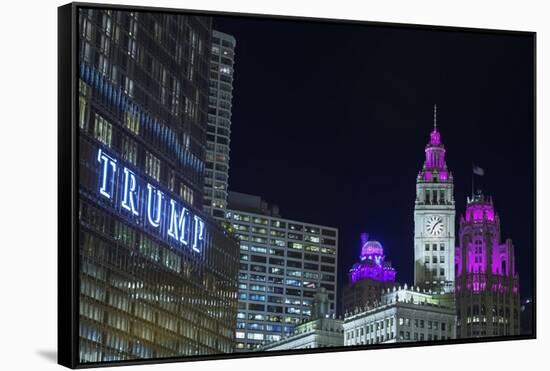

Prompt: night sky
[212,15,535,313]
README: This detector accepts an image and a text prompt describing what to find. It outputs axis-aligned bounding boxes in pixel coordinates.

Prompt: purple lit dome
[361,240,384,258]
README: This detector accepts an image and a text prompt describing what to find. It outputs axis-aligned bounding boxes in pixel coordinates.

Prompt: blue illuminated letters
[121,168,139,216]
[192,215,205,253]
[168,200,191,245]
[96,148,205,254]
[146,184,163,227]
[97,149,117,199]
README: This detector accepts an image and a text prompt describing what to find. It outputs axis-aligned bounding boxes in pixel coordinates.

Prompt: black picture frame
[58,2,536,368]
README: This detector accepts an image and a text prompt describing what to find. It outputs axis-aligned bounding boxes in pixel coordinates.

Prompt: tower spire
[433,103,437,130]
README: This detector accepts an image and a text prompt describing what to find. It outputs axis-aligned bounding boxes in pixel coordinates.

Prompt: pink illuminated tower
[455,192,520,338]
[414,105,456,294]
[342,233,397,314]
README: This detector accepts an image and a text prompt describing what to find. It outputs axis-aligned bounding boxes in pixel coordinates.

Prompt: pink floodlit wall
[455,196,519,294]
[464,201,496,222]
[349,234,397,284]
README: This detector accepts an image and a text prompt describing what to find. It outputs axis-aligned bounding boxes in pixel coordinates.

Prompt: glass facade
[78,8,239,363]
[203,31,236,219]
[226,210,338,351]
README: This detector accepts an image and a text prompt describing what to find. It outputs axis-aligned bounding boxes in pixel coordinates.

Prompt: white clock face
[426,216,444,236]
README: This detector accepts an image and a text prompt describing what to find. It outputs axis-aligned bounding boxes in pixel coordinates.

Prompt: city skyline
[65,4,534,366]
[213,15,534,307]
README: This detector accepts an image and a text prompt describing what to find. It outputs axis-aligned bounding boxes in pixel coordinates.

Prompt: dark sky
[212,15,535,312]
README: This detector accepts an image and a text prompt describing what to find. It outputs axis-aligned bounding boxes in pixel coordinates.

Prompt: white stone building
[261,316,344,351]
[414,108,456,294]
[261,289,344,351]
[343,286,456,346]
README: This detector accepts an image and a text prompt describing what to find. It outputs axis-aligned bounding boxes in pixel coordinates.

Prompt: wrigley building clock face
[426,215,444,236]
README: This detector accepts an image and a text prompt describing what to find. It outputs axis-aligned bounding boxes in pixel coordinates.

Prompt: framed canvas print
[58,2,536,368]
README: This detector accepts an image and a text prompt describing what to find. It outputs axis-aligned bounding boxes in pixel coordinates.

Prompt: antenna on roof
[433,104,437,130]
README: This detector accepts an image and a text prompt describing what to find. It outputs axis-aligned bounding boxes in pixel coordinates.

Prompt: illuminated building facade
[226,192,338,351]
[455,192,520,338]
[203,30,236,219]
[342,233,397,314]
[78,8,239,362]
[344,286,456,345]
[261,289,344,351]
[414,106,456,293]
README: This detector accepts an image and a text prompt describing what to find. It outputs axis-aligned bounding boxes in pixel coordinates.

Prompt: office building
[342,233,397,314]
[226,192,338,351]
[78,9,239,362]
[455,192,520,338]
[261,289,344,351]
[203,30,236,219]
[343,286,456,345]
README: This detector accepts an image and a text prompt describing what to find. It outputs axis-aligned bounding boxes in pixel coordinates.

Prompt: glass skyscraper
[77,8,239,363]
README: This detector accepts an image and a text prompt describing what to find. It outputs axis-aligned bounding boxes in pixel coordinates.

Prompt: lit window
[145,152,161,181]
[93,114,112,147]
[122,137,137,165]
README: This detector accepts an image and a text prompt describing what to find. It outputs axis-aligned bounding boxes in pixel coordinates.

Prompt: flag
[473,165,485,176]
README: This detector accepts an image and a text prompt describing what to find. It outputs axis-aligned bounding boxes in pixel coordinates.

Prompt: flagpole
[471,163,474,201]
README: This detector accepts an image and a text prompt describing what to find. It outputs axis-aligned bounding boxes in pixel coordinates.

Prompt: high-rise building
[414,106,456,293]
[77,8,239,362]
[343,286,456,345]
[455,192,520,338]
[203,30,236,219]
[226,192,339,351]
[342,233,397,314]
[260,289,344,351]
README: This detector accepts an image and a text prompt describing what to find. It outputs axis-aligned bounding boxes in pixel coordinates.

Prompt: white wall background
[0,0,546,369]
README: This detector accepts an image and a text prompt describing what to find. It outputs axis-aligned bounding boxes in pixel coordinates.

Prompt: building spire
[433,103,437,130]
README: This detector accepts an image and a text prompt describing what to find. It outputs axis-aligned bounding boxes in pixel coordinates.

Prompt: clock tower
[414,106,455,293]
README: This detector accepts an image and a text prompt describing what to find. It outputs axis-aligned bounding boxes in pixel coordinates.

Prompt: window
[125,109,140,135]
[78,81,89,130]
[440,255,445,263]
[425,244,430,251]
[122,137,137,165]
[93,114,112,146]
[425,190,430,204]
[124,76,134,97]
[271,220,286,228]
[439,190,445,204]
[440,243,445,251]
[179,183,194,205]
[145,152,161,181]
[432,244,437,251]
[287,251,302,259]
[440,268,445,276]
[432,256,438,264]
[251,255,266,263]
[305,235,320,243]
